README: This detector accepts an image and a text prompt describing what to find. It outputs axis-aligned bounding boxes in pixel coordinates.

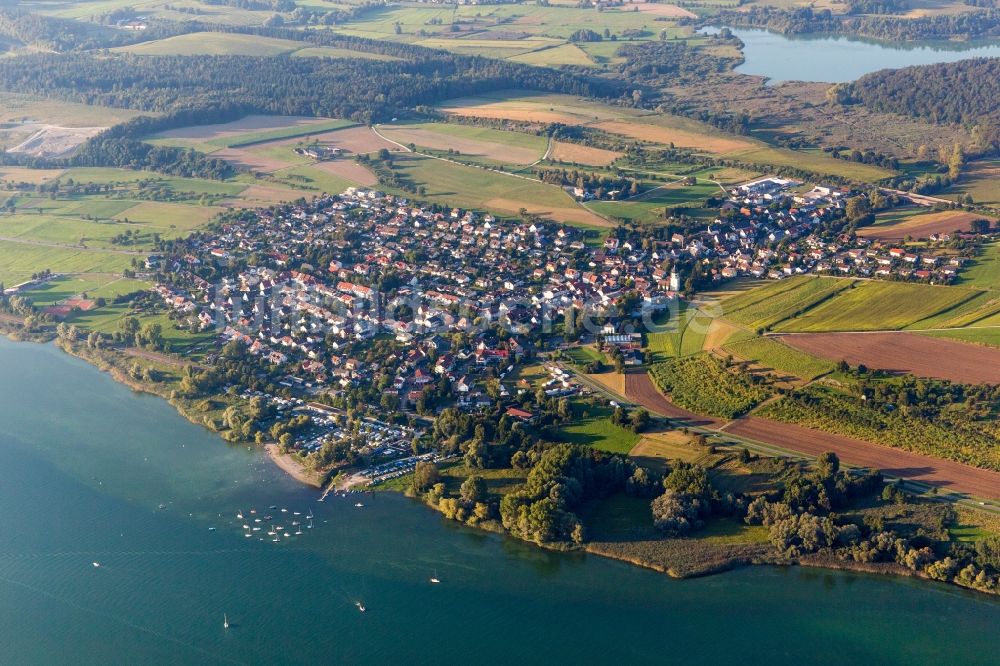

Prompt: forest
[711,6,1000,40]
[0,52,616,122]
[846,58,1000,130]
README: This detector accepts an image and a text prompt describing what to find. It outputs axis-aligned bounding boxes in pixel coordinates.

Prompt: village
[145,179,983,463]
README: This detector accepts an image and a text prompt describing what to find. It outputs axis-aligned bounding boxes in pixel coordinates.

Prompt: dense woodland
[614,39,740,88]
[846,58,1000,132]
[712,6,1000,40]
[0,52,615,121]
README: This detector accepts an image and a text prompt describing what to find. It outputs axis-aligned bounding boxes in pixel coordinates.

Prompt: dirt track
[724,416,1000,500]
[624,370,723,428]
[776,331,1000,384]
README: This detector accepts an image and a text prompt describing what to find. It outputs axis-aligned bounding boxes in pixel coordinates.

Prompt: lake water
[702,26,1000,83]
[1,337,999,664]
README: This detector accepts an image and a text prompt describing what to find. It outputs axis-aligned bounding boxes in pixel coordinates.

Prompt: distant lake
[702,26,1000,83]
[2,337,1000,664]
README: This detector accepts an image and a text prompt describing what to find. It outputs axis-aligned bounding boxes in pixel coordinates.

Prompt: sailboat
[430,571,441,584]
[355,602,366,613]
[92,561,101,568]
[236,511,244,520]
[224,614,230,630]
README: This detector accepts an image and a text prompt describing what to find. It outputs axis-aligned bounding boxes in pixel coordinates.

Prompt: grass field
[0,240,134,286]
[723,336,834,381]
[0,213,152,250]
[21,275,149,307]
[774,281,983,332]
[0,92,147,127]
[326,3,681,67]
[958,241,1000,291]
[65,305,216,351]
[114,32,306,56]
[558,399,640,454]
[943,159,1000,207]
[386,153,609,228]
[924,327,1000,348]
[379,122,547,166]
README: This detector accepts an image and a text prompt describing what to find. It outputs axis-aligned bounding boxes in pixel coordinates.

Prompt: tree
[845,196,870,221]
[651,489,702,536]
[970,218,990,235]
[463,438,486,469]
[629,408,650,433]
[814,451,840,483]
[412,461,440,492]
[460,475,487,504]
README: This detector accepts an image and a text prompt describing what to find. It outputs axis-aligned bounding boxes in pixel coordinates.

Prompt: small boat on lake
[224,614,230,630]
[355,602,365,613]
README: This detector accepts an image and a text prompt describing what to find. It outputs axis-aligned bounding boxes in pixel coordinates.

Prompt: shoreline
[265,443,324,488]
[3,327,998,597]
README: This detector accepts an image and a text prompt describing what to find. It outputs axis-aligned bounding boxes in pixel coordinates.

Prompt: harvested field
[859,209,991,240]
[311,160,378,186]
[210,147,290,173]
[624,370,723,428]
[156,115,329,142]
[440,105,579,125]
[380,126,542,164]
[630,430,704,471]
[702,318,742,350]
[593,120,755,154]
[549,141,621,166]
[723,416,1000,500]
[218,184,300,207]
[584,370,625,395]
[304,126,400,154]
[482,197,610,227]
[776,331,1000,384]
[0,167,65,184]
[625,1,697,18]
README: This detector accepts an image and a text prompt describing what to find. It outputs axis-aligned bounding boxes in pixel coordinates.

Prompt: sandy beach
[265,443,323,488]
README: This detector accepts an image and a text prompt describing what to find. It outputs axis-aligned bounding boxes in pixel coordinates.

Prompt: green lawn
[958,241,1000,291]
[0,240,134,286]
[559,400,640,454]
[19,275,149,307]
[923,327,1000,348]
[386,153,607,228]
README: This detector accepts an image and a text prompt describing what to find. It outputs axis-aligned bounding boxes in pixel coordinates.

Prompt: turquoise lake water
[703,26,1000,82]
[0,337,998,664]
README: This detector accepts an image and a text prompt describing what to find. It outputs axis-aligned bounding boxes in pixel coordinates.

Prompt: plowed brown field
[777,332,1000,384]
[723,416,1000,499]
[859,210,991,240]
[624,370,723,428]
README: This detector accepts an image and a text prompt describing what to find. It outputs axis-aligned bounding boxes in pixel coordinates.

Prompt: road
[563,364,1000,511]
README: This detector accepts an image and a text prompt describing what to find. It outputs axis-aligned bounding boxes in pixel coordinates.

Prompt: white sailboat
[224,614,230,630]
